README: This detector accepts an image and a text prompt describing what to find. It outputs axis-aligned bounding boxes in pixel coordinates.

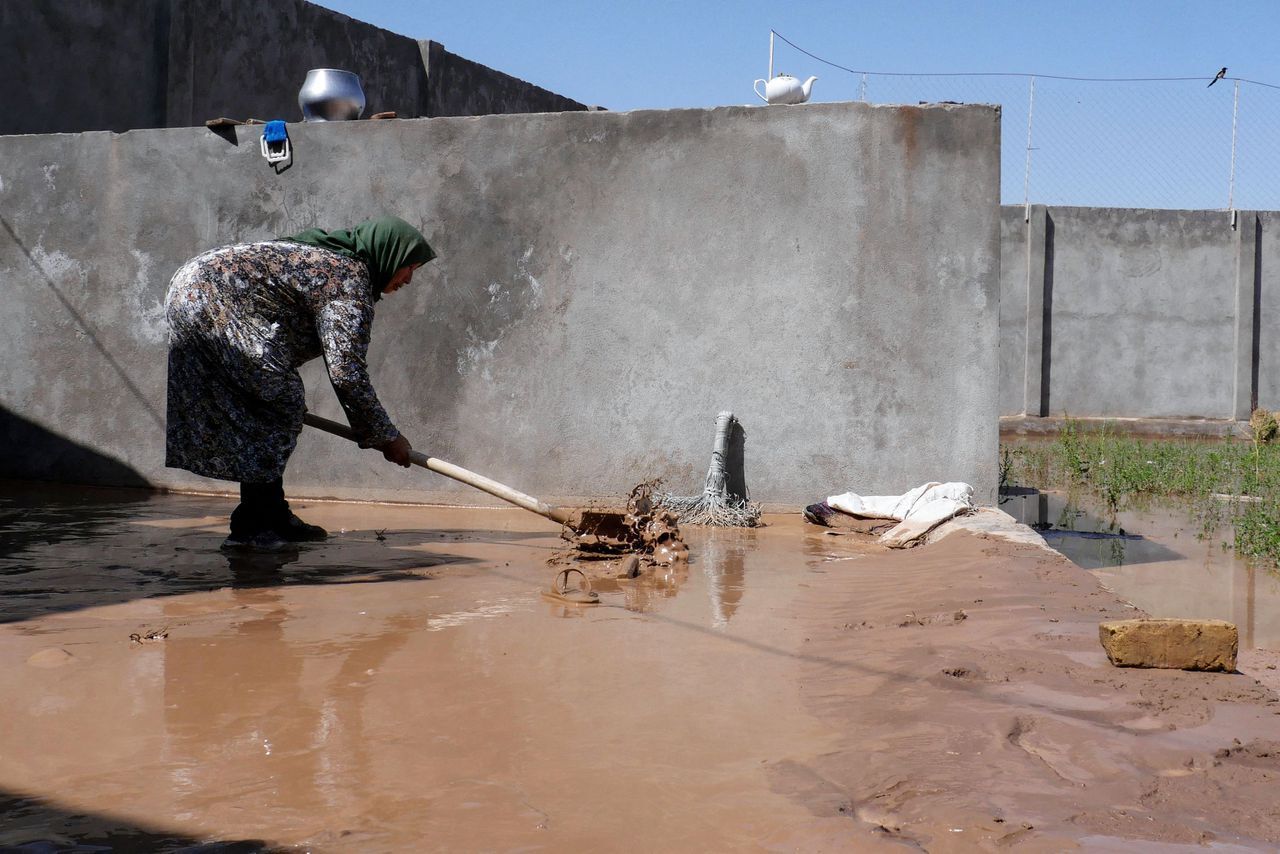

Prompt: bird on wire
[1208,67,1228,87]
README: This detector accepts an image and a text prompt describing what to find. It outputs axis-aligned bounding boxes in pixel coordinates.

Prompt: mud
[544,566,600,605]
[1005,490,1280,649]
[562,481,688,562]
[548,483,690,607]
[2,483,1280,850]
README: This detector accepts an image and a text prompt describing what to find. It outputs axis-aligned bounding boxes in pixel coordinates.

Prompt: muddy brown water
[3,482,1280,850]
[1003,490,1280,650]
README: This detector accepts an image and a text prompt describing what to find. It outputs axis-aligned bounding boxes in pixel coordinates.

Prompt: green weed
[1234,501,1280,562]
[1002,416,1280,562]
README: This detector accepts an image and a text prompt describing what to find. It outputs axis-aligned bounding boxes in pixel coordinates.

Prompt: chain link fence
[770,32,1280,210]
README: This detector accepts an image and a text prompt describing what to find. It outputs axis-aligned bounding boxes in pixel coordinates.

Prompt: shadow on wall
[1,215,166,436]
[0,404,150,488]
[0,787,273,851]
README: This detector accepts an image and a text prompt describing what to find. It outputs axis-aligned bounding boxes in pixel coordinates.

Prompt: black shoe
[276,512,328,542]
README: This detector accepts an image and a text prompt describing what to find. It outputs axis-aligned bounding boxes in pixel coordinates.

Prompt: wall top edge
[0,100,1001,143]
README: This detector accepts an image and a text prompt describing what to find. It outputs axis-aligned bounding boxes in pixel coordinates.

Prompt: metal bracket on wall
[1231,208,1239,231]
[260,121,291,165]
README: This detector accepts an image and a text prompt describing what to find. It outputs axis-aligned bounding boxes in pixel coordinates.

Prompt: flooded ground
[1002,490,1280,650]
[3,481,1280,851]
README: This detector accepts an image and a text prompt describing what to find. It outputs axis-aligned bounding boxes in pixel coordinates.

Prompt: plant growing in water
[1250,407,1278,482]
[1002,417,1280,564]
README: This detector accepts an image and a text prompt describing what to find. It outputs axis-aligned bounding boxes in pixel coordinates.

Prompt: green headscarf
[282,216,436,296]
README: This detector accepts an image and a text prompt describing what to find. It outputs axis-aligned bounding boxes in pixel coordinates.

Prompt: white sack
[826,482,975,548]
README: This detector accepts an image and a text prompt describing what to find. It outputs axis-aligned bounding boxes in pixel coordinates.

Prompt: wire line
[769,29,1276,88]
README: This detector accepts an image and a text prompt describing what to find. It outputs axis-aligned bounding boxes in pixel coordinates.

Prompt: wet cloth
[827,482,975,548]
[165,241,398,482]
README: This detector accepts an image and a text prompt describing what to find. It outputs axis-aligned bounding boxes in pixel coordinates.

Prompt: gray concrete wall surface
[998,207,1030,416]
[1253,212,1280,409]
[1000,205,1274,420]
[420,41,590,117]
[0,0,173,135]
[165,0,431,125]
[1,0,588,136]
[0,102,1001,506]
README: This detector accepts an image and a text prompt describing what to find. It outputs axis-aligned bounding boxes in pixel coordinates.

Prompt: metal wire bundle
[658,411,761,527]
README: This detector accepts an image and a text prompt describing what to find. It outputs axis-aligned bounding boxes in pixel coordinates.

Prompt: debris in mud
[896,610,971,628]
[129,627,169,644]
[544,548,672,596]
[1213,739,1280,766]
[618,555,641,578]
[561,481,688,564]
[544,484,689,605]
[810,512,896,537]
[543,567,599,605]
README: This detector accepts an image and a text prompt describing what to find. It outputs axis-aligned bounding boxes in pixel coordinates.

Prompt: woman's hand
[381,435,412,467]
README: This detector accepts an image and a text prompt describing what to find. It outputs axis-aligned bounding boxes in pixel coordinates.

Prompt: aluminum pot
[298,69,366,122]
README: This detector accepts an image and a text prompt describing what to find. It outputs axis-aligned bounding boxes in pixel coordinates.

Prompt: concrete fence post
[1023,204,1050,416]
[1233,211,1261,420]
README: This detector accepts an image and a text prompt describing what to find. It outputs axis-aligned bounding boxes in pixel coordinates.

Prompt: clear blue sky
[314,1,1280,208]
[315,0,1279,111]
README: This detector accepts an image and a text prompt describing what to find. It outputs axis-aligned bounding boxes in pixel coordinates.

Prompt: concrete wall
[0,102,1001,506]
[0,0,586,136]
[1254,213,1280,410]
[998,207,1030,416]
[1001,205,1279,420]
[0,0,173,135]
[420,41,590,117]
[166,0,431,125]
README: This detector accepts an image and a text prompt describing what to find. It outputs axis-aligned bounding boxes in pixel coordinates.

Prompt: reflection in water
[1001,491,1179,570]
[163,586,310,812]
[541,528,752,624]
[1002,489,1280,650]
[0,481,155,560]
[163,553,427,829]
[797,525,876,567]
[701,531,750,629]
[0,505,898,849]
[223,547,302,584]
[570,556,691,615]
[0,789,269,851]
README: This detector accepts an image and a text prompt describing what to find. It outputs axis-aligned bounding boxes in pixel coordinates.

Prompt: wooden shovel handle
[302,413,572,525]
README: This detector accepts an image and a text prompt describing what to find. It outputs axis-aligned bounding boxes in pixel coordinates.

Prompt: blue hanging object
[260,120,291,165]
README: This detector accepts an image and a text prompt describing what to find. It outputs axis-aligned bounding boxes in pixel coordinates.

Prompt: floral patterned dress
[165,241,399,483]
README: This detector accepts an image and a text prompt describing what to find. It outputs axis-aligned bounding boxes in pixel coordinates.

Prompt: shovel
[303,413,633,543]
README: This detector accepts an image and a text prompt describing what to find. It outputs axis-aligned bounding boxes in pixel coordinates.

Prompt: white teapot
[753,74,817,105]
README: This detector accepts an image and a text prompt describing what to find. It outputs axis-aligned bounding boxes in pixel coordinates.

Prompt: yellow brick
[1098,619,1237,672]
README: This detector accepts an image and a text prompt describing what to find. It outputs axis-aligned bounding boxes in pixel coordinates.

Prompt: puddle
[1002,489,1280,649]
[4,482,1278,848]
[999,489,1182,570]
[0,481,858,850]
